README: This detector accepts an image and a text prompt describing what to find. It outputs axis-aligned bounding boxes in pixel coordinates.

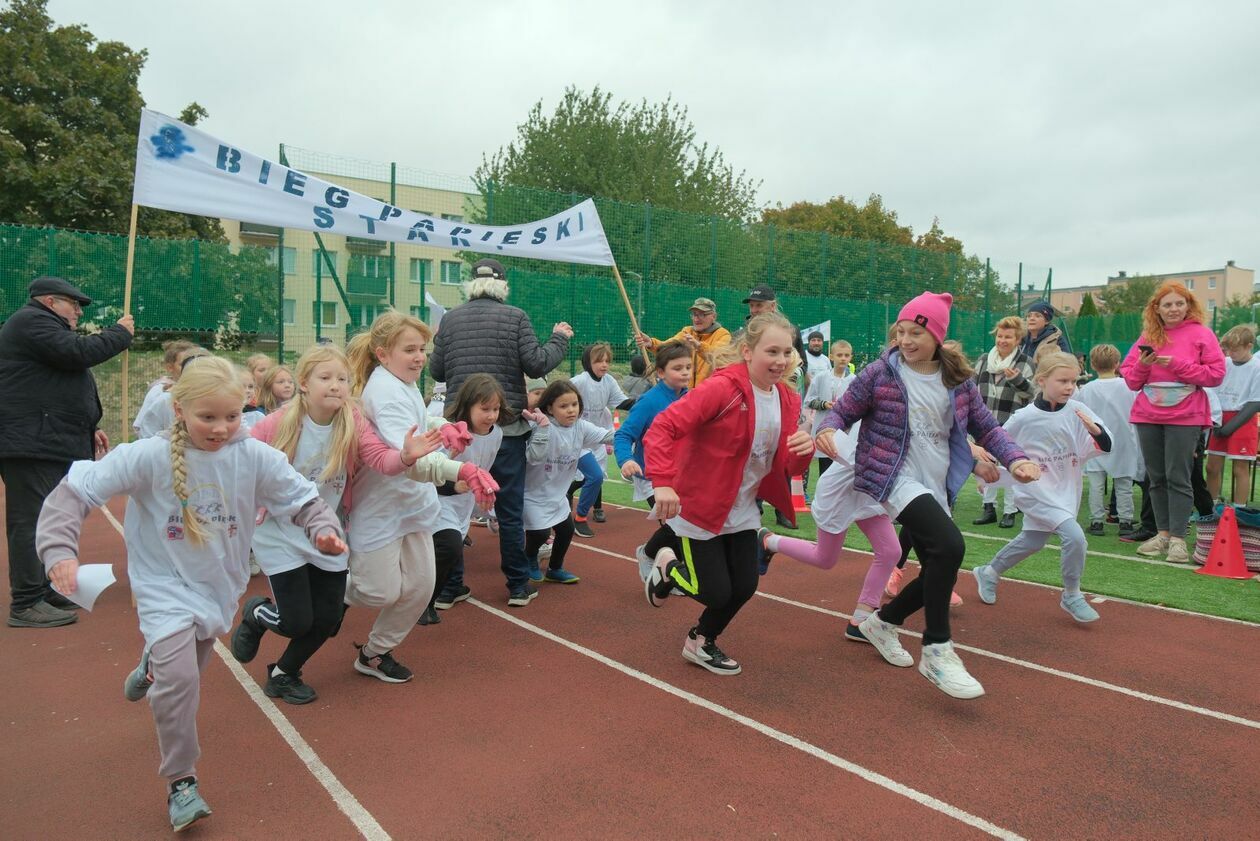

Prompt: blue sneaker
[972,564,999,605]
[756,527,773,576]
[168,776,212,832]
[123,650,154,702]
[544,568,580,584]
[527,557,544,583]
[1060,593,1100,623]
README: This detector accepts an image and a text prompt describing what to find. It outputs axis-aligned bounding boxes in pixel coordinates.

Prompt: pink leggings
[773,516,900,609]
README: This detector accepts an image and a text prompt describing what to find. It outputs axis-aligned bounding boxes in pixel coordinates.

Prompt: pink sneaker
[681,627,741,675]
[950,590,964,607]
[884,567,904,598]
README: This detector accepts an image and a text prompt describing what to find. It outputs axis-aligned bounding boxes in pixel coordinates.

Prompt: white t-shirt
[251,417,349,576]
[241,409,266,431]
[572,371,628,460]
[884,366,952,516]
[134,389,175,439]
[805,351,832,381]
[523,419,613,530]
[671,385,780,539]
[1075,377,1144,479]
[350,366,441,552]
[133,380,168,431]
[1212,356,1260,412]
[804,369,855,438]
[435,426,504,536]
[64,434,319,647]
[1006,399,1106,532]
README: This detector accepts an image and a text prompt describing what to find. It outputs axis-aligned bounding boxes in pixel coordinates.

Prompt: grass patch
[600,457,1260,623]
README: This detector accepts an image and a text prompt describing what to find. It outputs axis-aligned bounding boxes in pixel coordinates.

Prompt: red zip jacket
[645,363,812,533]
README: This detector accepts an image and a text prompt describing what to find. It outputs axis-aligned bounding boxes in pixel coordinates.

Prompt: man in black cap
[0,276,134,628]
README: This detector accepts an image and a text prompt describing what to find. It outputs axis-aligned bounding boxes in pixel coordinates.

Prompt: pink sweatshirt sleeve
[354,410,407,476]
[1167,324,1225,388]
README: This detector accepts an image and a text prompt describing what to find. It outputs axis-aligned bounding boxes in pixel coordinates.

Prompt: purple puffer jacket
[819,349,1028,506]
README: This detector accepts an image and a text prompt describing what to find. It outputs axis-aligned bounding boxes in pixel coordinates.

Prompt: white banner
[801,319,832,343]
[425,291,446,330]
[132,109,616,267]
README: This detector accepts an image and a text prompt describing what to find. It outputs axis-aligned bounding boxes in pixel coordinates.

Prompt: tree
[474,86,761,221]
[0,0,221,240]
[761,194,913,247]
[1099,275,1159,313]
[1077,292,1099,317]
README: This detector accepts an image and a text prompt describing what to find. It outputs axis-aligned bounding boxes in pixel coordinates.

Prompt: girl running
[644,312,815,676]
[972,352,1111,621]
[569,342,632,536]
[229,344,446,702]
[520,380,616,588]
[345,311,497,682]
[37,355,347,832]
[815,292,1039,699]
[423,374,506,624]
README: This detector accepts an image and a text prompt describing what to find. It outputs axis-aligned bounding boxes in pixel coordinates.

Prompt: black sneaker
[844,623,869,643]
[1120,528,1156,543]
[353,645,413,683]
[592,508,607,523]
[998,512,1017,529]
[43,591,81,610]
[463,534,473,547]
[417,604,441,626]
[1117,521,1136,538]
[264,667,317,705]
[681,628,741,675]
[573,519,596,538]
[756,527,774,576]
[971,504,997,526]
[7,600,77,628]
[230,596,270,663]
[645,559,680,607]
[434,585,471,610]
[1088,521,1105,535]
[507,585,539,607]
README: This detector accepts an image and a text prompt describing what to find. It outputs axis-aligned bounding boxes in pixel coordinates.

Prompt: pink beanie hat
[897,291,952,345]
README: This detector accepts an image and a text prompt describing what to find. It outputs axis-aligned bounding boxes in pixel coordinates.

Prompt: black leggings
[526,516,575,570]
[428,529,464,610]
[879,494,965,645]
[671,531,759,639]
[259,565,348,675]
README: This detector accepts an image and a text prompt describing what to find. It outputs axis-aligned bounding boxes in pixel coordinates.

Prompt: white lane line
[469,597,1026,841]
[97,505,390,841]
[597,501,1260,627]
[572,541,1260,731]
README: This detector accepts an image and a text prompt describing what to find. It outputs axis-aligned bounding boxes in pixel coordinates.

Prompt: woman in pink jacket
[1119,281,1225,563]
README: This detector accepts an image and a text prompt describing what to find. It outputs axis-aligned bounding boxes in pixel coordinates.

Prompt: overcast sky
[46,0,1260,290]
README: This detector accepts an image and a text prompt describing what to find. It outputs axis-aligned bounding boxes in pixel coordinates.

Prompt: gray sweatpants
[1087,473,1135,522]
[149,625,215,781]
[989,518,1088,594]
[1135,423,1200,538]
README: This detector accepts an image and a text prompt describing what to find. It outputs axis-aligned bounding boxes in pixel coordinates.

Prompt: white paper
[53,564,115,612]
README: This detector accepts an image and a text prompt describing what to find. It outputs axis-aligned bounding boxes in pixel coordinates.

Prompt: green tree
[762,194,913,246]
[474,86,761,221]
[0,0,221,240]
[1099,275,1158,313]
[1077,291,1099,317]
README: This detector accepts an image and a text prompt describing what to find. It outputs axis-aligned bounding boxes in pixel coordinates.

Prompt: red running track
[2,494,1258,839]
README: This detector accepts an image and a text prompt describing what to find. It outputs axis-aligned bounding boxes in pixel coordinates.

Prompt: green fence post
[820,232,829,306]
[984,258,991,335]
[46,228,57,275]
[277,227,285,364]
[192,239,201,329]
[709,216,717,299]
[767,224,776,284]
[315,255,322,343]
[571,191,579,376]
[487,180,495,224]
[1017,262,1023,312]
[388,161,397,308]
[642,202,651,285]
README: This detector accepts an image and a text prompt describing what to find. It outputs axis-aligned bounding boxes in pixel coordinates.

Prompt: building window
[1208,299,1217,310]
[1186,278,1194,290]
[440,261,463,285]
[441,213,464,223]
[268,247,297,275]
[282,298,296,325]
[350,304,386,326]
[350,254,386,277]
[409,258,432,284]
[312,302,338,327]
[312,249,338,274]
[1209,276,1218,289]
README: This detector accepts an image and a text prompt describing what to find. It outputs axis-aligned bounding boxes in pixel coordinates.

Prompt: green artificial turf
[600,457,1260,623]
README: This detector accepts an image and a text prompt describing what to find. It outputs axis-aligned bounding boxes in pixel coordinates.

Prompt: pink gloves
[440,421,473,455]
[457,462,499,510]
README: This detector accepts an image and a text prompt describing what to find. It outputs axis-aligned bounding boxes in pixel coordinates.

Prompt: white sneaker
[1136,534,1170,557]
[857,614,913,667]
[635,544,653,581]
[1165,537,1190,564]
[919,641,985,699]
[537,540,553,561]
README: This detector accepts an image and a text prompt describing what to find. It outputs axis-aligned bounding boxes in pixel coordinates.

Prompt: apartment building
[1051,261,1255,315]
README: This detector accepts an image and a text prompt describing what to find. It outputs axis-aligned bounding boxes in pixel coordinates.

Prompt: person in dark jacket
[1020,300,1072,358]
[429,259,571,606]
[0,276,134,628]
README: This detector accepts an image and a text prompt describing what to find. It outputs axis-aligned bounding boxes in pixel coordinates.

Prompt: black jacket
[429,296,568,436]
[0,301,133,461]
[1020,322,1072,359]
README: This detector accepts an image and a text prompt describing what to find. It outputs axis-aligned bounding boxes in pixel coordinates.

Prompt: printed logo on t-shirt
[166,483,240,542]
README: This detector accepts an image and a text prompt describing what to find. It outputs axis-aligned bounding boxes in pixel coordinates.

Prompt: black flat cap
[28,276,92,305]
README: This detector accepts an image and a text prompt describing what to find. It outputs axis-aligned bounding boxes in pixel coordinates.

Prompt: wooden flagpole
[119,202,138,446]
[611,264,653,367]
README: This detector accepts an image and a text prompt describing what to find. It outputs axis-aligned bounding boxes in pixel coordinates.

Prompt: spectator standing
[1021,300,1072,358]
[971,316,1035,528]
[635,297,730,389]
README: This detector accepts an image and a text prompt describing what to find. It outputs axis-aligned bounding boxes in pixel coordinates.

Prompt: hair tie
[180,499,188,508]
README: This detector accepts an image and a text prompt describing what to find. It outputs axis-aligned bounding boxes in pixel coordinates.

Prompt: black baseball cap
[471,258,506,280]
[742,284,776,304]
[28,275,92,305]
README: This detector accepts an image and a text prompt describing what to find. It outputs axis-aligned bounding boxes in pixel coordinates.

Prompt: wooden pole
[119,202,138,446]
[611,263,653,367]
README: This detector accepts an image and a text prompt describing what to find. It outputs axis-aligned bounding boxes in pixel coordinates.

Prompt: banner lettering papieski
[132,109,616,267]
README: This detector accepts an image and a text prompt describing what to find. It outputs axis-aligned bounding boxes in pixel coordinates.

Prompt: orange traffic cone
[1196,506,1252,580]
[791,474,809,513]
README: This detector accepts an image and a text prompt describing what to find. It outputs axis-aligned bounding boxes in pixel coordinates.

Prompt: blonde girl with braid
[35,355,349,832]
[342,311,498,683]
[228,345,449,702]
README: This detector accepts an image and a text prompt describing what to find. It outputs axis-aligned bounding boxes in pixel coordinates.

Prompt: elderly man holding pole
[634,297,731,389]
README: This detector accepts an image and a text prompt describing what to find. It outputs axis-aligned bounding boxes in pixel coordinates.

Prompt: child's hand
[402,425,444,464]
[454,480,470,493]
[458,464,500,510]
[1075,409,1101,435]
[621,461,643,480]
[653,487,681,520]
[1010,459,1042,483]
[970,442,998,465]
[973,461,1000,483]
[521,408,548,426]
[314,532,347,556]
[786,429,814,457]
[439,420,473,455]
[814,428,838,460]
[49,559,80,595]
